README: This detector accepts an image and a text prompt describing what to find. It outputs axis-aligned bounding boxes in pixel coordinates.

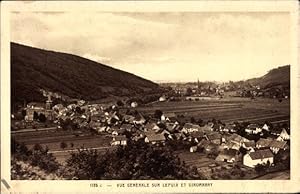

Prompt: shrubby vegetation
[66,140,205,180]
[11,138,61,177]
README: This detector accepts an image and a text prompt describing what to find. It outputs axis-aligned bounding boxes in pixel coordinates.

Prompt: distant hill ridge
[11,42,159,107]
[247,65,290,88]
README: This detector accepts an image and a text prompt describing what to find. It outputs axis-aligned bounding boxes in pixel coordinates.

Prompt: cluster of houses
[20,98,290,170]
[56,101,289,169]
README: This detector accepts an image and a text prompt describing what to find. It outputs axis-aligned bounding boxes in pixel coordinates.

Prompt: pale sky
[11,12,291,82]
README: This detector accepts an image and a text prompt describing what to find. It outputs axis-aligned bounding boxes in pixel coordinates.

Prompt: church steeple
[197,78,200,94]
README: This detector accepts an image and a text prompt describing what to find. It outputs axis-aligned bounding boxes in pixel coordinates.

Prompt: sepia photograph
[1,0,300,193]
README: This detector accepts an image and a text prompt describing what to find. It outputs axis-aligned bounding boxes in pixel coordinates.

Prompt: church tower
[45,95,53,110]
[197,78,200,94]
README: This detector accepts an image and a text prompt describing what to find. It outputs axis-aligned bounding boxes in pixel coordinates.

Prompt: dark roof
[183,123,200,129]
[247,123,259,129]
[249,149,273,160]
[199,125,213,132]
[145,122,159,130]
[114,135,127,141]
[166,123,176,131]
[206,132,221,141]
[224,124,235,130]
[244,140,255,148]
[164,112,177,118]
[120,123,133,129]
[123,115,135,121]
[269,140,287,149]
[146,133,166,142]
[220,148,238,157]
[190,131,204,138]
[256,138,273,147]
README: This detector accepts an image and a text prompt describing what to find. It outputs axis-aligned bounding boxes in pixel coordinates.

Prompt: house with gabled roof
[270,127,283,136]
[190,131,204,143]
[213,123,224,131]
[120,123,134,131]
[182,123,201,133]
[111,125,126,136]
[222,141,241,151]
[269,140,288,154]
[215,149,240,163]
[223,123,237,133]
[165,122,178,132]
[144,133,166,144]
[199,125,214,133]
[262,123,270,131]
[190,146,198,153]
[111,135,127,146]
[133,113,146,125]
[242,140,256,151]
[278,128,290,141]
[123,114,135,124]
[197,139,218,154]
[245,123,262,134]
[256,138,273,149]
[243,149,274,168]
[205,132,222,145]
[144,122,160,131]
[225,133,250,146]
[173,132,182,140]
[161,112,177,122]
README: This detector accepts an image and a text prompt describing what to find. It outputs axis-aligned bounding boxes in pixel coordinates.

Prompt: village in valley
[11,78,290,180]
[9,11,292,181]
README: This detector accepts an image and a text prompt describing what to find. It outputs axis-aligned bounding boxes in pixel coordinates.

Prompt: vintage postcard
[1,0,299,193]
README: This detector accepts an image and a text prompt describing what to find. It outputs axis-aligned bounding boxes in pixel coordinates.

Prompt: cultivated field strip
[271,119,289,124]
[177,108,274,119]
[15,134,110,145]
[12,130,72,139]
[134,103,242,113]
[222,115,289,123]
[163,105,243,114]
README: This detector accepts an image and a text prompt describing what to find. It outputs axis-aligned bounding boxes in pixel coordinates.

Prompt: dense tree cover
[66,140,205,180]
[11,42,160,110]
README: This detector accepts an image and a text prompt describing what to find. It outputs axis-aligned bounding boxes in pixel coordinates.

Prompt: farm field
[134,97,290,125]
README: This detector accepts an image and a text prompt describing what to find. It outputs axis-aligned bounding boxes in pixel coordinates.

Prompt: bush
[11,139,61,174]
[60,141,68,150]
[116,100,124,106]
[66,141,206,180]
[154,110,163,119]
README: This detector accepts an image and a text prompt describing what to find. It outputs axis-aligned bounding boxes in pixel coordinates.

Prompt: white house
[190,146,198,153]
[111,135,127,146]
[131,102,138,108]
[278,128,290,141]
[161,112,177,122]
[262,123,270,131]
[182,123,201,133]
[243,149,274,168]
[159,96,167,102]
[245,124,262,134]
